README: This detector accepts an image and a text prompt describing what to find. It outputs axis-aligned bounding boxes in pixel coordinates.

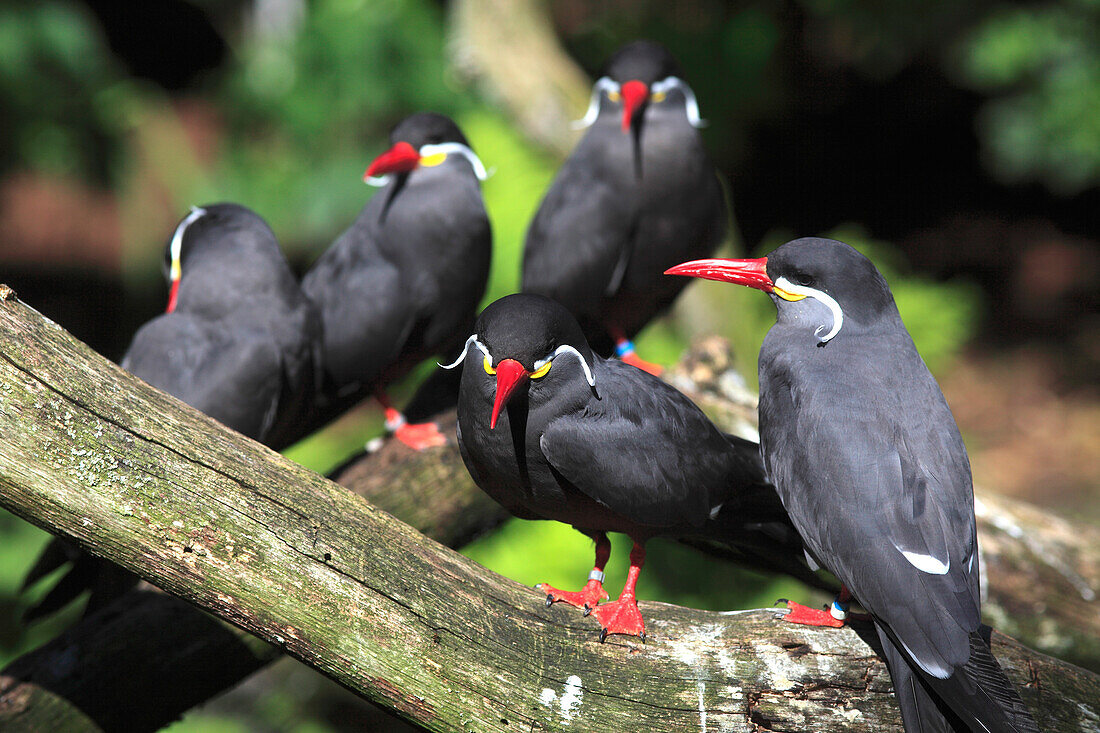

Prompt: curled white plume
[651,76,706,128]
[438,334,491,369]
[169,206,208,274]
[419,142,490,180]
[572,77,621,129]
[773,276,845,343]
[537,344,596,388]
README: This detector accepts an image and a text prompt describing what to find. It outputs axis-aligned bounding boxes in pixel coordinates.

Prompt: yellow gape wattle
[419,152,447,168]
[530,361,552,379]
[650,91,667,103]
[607,90,622,102]
[482,356,496,376]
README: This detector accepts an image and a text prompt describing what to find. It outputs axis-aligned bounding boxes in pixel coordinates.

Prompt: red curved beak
[665,257,774,292]
[490,358,529,430]
[166,278,180,313]
[364,141,421,180]
[620,80,649,132]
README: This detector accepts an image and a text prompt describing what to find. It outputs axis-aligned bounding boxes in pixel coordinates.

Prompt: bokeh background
[0,0,1097,730]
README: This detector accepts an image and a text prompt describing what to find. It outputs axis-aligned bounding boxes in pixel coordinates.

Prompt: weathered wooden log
[0,290,1097,732]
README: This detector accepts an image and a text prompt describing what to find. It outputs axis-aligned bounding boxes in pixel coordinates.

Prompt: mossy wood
[0,290,1097,732]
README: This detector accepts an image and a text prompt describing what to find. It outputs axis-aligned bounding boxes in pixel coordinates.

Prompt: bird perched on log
[24,203,322,618]
[522,40,729,375]
[299,112,492,450]
[447,293,812,642]
[668,238,1039,732]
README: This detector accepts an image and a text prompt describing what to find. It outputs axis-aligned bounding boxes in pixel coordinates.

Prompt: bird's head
[161,203,272,313]
[442,294,598,429]
[666,237,896,345]
[575,40,704,133]
[363,112,488,187]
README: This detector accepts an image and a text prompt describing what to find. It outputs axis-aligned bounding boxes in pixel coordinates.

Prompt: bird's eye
[607,90,622,102]
[650,91,667,103]
[794,273,815,287]
[530,360,552,379]
[483,356,496,376]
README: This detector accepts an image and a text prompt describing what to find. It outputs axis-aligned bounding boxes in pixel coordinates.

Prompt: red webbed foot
[591,597,646,642]
[620,351,664,376]
[537,579,609,611]
[393,421,448,451]
[775,598,846,628]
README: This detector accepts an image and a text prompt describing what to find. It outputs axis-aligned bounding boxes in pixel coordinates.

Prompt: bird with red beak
[447,293,815,644]
[297,113,492,450]
[523,40,726,378]
[667,238,1039,733]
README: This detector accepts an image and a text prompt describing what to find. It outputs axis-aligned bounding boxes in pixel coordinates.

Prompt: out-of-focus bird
[300,112,492,450]
[668,238,1039,732]
[449,293,811,642]
[522,40,729,375]
[24,203,322,618]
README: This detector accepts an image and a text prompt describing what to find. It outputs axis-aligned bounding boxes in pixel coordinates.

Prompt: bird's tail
[876,622,1040,733]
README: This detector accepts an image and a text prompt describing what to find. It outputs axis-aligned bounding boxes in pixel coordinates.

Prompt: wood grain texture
[0,292,1097,732]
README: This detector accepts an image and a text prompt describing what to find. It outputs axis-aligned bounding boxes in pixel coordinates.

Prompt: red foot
[620,352,663,376]
[591,597,646,642]
[393,421,447,451]
[776,599,846,628]
[536,579,609,610]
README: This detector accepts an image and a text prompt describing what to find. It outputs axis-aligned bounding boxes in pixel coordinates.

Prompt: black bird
[300,112,492,449]
[668,238,1039,732]
[522,40,729,375]
[24,203,322,618]
[448,293,808,642]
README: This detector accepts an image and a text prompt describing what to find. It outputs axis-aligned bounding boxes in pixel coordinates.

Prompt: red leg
[609,327,663,376]
[591,541,647,642]
[537,534,611,611]
[376,392,446,451]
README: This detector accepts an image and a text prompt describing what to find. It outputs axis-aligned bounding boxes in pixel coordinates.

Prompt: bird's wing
[537,366,739,529]
[123,314,283,441]
[521,148,635,311]
[302,225,411,390]
[763,379,980,679]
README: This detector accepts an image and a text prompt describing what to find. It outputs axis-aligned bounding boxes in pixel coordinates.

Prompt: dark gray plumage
[296,113,491,444]
[24,203,321,619]
[522,41,728,358]
[453,294,810,641]
[668,238,1039,732]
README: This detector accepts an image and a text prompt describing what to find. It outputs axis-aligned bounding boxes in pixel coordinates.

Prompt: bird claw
[536,580,607,611]
[775,599,846,628]
[620,352,663,376]
[583,604,592,616]
[392,421,447,451]
[591,598,646,642]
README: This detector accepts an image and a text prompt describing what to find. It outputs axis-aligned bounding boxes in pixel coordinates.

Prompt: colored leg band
[614,339,635,357]
[830,597,849,621]
[384,408,407,432]
[588,570,605,582]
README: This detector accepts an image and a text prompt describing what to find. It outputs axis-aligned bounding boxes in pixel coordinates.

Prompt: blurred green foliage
[953,1,1100,193]
[0,2,128,180]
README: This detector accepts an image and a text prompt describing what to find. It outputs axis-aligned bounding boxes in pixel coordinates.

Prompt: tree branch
[0,290,1097,732]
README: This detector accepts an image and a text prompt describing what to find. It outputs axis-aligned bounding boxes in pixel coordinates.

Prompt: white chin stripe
[419,142,490,181]
[365,175,390,187]
[651,76,706,128]
[773,276,844,343]
[899,549,950,575]
[170,206,208,271]
[537,344,596,388]
[438,334,492,370]
[573,77,620,129]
